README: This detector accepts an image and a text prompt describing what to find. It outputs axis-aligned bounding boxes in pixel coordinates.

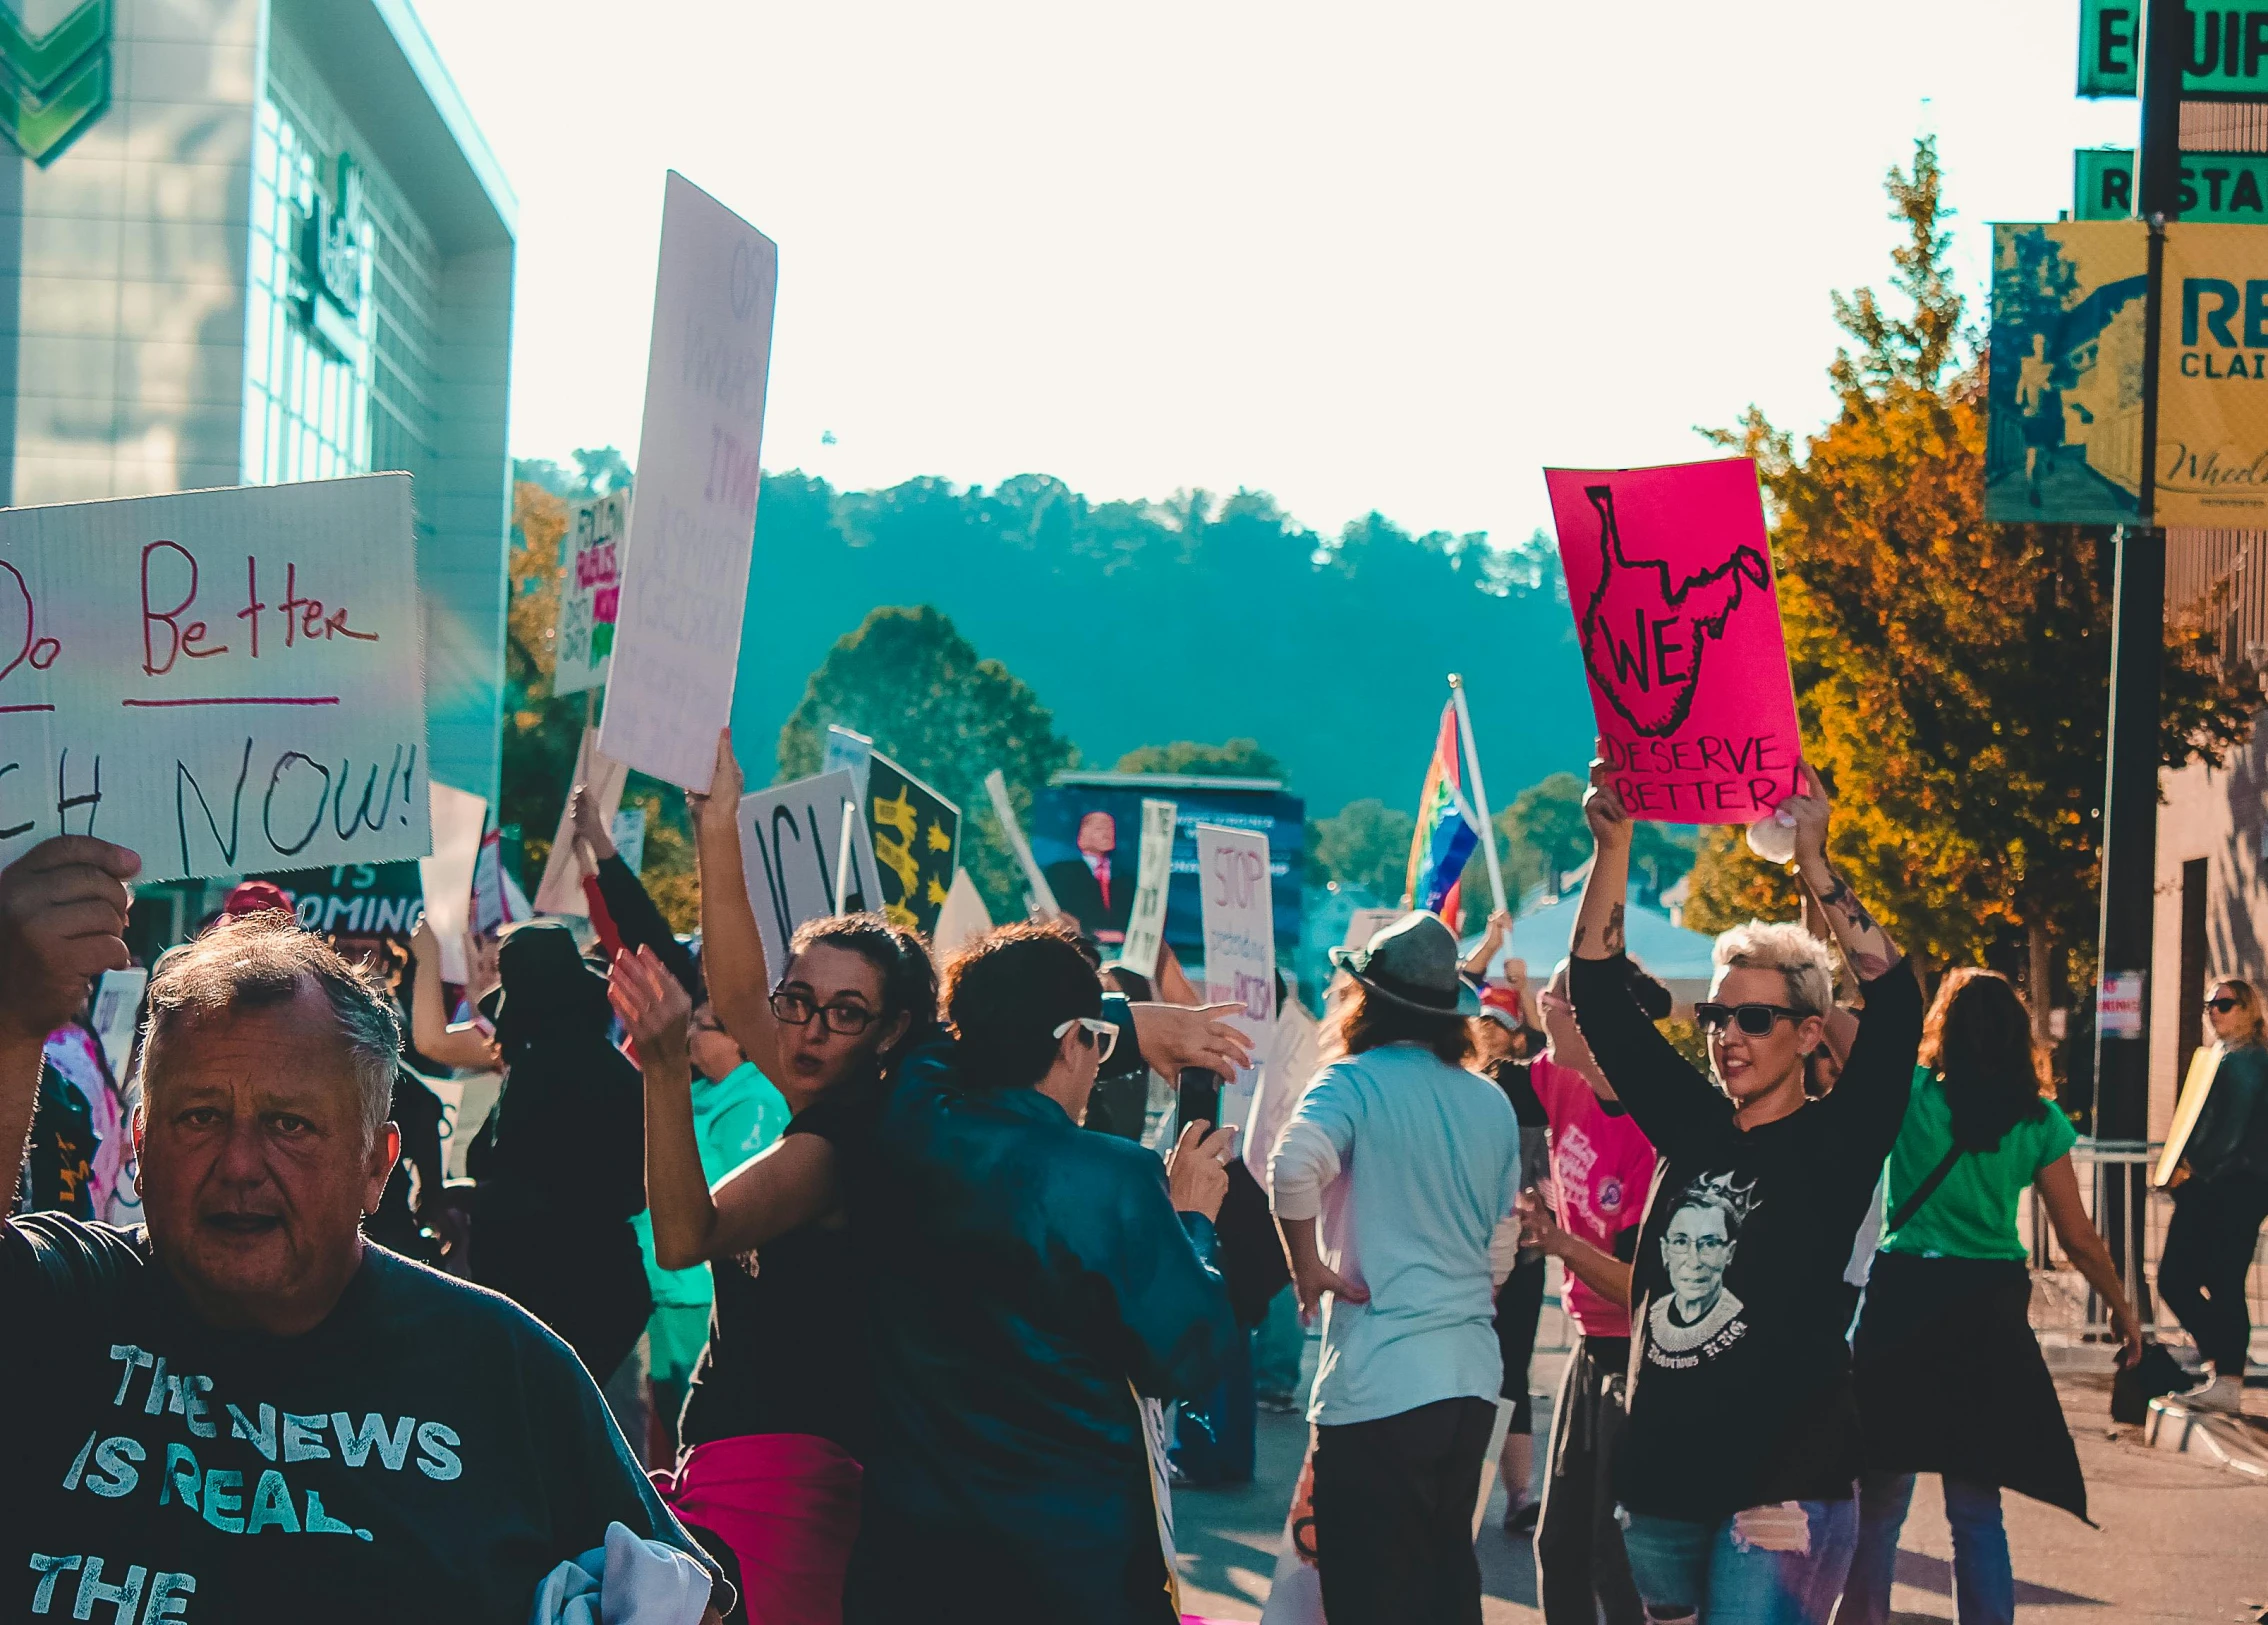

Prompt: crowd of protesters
[4,728,2262,1625]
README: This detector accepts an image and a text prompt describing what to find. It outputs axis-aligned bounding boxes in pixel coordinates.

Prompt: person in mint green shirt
[634,997,791,1453]
[1842,970,2140,1625]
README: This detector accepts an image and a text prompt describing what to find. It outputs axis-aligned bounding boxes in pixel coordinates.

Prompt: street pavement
[1171,1305,2268,1622]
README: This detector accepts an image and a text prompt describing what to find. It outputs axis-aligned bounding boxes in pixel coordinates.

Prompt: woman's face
[1661,1202,1733,1314]
[1707,965,1821,1106]
[2208,982,2257,1044]
[776,943,895,1093]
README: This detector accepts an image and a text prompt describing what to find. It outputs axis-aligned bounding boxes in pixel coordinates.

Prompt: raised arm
[575,786,698,997]
[611,942,833,1266]
[1783,781,1900,981]
[1570,743,1630,966]
[408,917,502,1072]
[0,838,137,1222]
[687,731,782,1083]
[1463,909,1513,980]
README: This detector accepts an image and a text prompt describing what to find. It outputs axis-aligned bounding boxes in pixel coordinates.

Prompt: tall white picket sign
[0,475,429,881]
[1116,797,1177,979]
[598,172,778,791]
[1197,822,1275,1136]
[738,770,879,981]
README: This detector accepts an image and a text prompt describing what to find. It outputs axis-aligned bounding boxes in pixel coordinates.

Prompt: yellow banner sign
[2156,222,2268,524]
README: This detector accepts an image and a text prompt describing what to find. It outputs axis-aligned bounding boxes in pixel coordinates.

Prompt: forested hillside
[719,470,1594,815]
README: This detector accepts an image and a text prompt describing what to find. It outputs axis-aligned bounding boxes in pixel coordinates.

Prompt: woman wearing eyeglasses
[1565,755,1920,1625]
[1839,969,2140,1625]
[606,732,941,1625]
[2158,977,2268,1416]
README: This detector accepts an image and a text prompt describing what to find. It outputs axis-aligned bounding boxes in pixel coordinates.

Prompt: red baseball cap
[222,880,296,919]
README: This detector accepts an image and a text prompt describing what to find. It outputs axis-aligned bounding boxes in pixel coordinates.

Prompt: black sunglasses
[1693,1001,1807,1036]
[2206,996,2244,1015]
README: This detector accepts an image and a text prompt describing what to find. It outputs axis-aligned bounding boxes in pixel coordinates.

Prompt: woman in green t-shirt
[1841,970,2141,1625]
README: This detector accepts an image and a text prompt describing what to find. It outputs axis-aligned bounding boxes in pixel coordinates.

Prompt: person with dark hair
[1268,911,1523,1625]
[471,919,652,1385]
[0,837,729,1623]
[1841,969,2139,1625]
[1524,956,1660,1625]
[843,919,1243,1625]
[1568,763,1920,1625]
[1471,993,1550,1534]
[613,733,944,1625]
[2157,975,2268,1416]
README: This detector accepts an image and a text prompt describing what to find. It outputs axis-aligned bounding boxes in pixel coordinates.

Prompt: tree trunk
[2026,916,2055,1045]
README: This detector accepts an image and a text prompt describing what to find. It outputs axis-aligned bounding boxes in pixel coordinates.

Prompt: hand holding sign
[1547,460,1802,824]
[0,836,138,1043]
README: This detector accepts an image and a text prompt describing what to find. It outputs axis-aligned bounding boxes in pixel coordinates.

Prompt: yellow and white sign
[2156,223,2268,524]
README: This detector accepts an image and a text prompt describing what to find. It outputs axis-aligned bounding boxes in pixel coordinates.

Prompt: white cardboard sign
[0,476,429,881]
[1116,797,1177,979]
[1197,822,1276,1123]
[553,490,628,698]
[738,770,879,982]
[598,172,779,791]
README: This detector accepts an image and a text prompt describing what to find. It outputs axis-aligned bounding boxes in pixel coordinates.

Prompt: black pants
[1496,1258,1547,1431]
[2159,1177,2268,1373]
[1310,1395,1494,1625]
[1535,1334,1643,1625]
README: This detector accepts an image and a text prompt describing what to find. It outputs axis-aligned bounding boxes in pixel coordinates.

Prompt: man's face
[1077,812,1116,857]
[135,983,395,1334]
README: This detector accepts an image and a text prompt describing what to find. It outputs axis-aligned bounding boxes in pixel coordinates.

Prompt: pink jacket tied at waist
[653,1434,862,1625]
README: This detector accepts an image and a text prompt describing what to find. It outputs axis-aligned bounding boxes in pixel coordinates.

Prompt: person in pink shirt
[1520,956,1664,1625]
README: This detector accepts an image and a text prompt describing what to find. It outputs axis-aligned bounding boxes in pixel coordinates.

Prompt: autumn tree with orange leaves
[1686,137,2252,1024]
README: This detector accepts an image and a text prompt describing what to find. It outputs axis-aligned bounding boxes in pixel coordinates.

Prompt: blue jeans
[1620,1497,1858,1624]
[1838,1470,2013,1625]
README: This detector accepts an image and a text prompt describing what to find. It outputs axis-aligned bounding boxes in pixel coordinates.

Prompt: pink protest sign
[1544,458,1802,824]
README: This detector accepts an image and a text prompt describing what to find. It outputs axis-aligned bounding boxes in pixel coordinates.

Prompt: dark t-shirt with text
[1569,954,1922,1521]
[3,1215,718,1625]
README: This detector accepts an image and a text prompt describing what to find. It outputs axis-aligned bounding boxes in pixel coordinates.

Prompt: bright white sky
[411,0,2136,548]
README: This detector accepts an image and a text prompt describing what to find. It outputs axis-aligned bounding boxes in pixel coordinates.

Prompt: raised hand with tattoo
[1571,740,1634,963]
[1780,777,1899,981]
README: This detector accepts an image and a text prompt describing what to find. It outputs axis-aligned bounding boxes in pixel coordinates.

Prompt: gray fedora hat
[1328,912,1482,1017]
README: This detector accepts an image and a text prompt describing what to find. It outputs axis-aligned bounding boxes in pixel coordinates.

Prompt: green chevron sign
[0,0,109,165]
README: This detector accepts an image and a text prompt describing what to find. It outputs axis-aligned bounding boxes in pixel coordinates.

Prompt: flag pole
[1448,674,1508,919]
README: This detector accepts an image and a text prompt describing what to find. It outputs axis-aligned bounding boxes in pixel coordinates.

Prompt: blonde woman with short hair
[1563,757,1920,1625]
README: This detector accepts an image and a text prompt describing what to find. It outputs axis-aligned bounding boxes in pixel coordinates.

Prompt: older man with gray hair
[1,836,728,1625]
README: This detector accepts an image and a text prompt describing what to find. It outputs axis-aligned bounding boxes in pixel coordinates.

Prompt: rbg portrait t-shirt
[3,1216,716,1625]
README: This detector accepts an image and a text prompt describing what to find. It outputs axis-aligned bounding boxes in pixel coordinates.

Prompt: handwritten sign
[0,475,429,880]
[1545,459,1802,824]
[1117,798,1177,979]
[598,172,779,791]
[553,490,627,697]
[737,770,878,982]
[1197,822,1276,1126]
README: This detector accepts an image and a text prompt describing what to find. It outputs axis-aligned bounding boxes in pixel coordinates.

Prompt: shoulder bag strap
[1887,1143,1966,1234]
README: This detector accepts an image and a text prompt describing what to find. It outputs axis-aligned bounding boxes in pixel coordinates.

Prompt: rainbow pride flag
[1404,699,1480,919]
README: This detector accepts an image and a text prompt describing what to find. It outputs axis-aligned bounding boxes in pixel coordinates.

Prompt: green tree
[1694,136,2252,1010]
[779,606,1079,916]
[1306,798,1417,900]
[1500,772,1591,895]
[1114,738,1288,780]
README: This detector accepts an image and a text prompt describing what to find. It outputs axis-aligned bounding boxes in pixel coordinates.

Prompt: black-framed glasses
[771,989,878,1036]
[1693,1001,1807,1036]
[2206,996,2244,1015]
[1054,1016,1120,1064]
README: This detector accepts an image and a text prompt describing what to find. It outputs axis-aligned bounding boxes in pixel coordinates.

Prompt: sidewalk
[1171,1350,2268,1622]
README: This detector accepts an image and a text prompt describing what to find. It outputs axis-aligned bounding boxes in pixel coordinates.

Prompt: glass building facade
[0,0,515,811]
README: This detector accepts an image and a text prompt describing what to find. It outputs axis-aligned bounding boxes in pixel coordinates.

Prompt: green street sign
[2078,0,2138,95]
[2080,2,2268,99]
[2074,146,2268,220]
[0,0,110,164]
[2076,148,2136,218]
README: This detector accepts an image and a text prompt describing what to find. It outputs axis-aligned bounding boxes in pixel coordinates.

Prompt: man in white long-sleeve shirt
[1270,911,1522,1625]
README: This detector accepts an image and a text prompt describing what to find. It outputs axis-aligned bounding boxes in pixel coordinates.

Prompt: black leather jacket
[845,1036,1235,1624]
[2189,1043,2268,1186]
